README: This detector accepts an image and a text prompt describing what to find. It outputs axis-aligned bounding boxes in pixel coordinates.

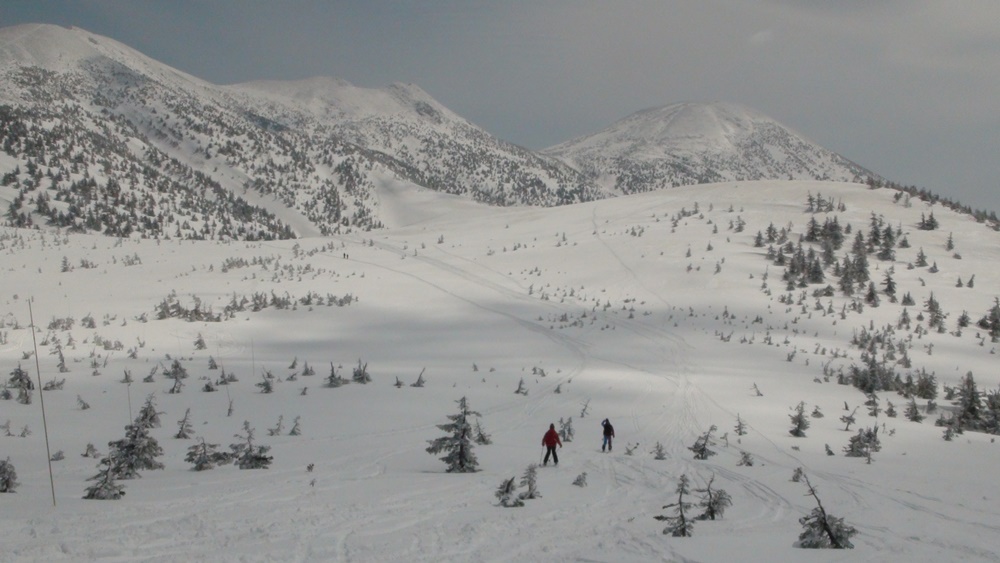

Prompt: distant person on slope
[542,423,563,466]
[601,418,615,452]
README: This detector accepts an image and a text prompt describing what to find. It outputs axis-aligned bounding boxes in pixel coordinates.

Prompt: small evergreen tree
[289,416,302,436]
[844,427,881,462]
[514,378,528,395]
[518,464,541,500]
[789,401,810,437]
[0,457,18,492]
[797,476,857,549]
[8,364,33,405]
[655,474,695,537]
[689,425,717,460]
[572,472,588,487]
[840,407,858,431]
[110,424,164,479]
[426,396,481,473]
[695,475,732,520]
[136,394,163,429]
[734,414,748,436]
[185,438,232,471]
[558,417,574,442]
[495,476,523,507]
[352,360,371,384]
[411,369,426,387]
[473,419,492,445]
[175,408,194,439]
[83,458,126,500]
[904,398,925,422]
[326,363,347,387]
[651,441,668,460]
[231,421,272,469]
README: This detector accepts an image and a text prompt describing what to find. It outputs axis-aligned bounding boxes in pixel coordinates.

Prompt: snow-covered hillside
[0,24,603,240]
[2,179,999,561]
[545,102,878,194]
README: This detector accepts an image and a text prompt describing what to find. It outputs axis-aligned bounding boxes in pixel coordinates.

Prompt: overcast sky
[3,1,998,212]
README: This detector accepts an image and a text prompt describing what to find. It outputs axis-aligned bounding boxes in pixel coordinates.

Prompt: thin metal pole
[28,300,57,507]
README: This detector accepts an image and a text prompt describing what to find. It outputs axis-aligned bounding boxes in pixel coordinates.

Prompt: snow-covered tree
[175,408,194,439]
[352,359,371,384]
[425,396,481,473]
[83,458,126,500]
[107,418,165,479]
[789,401,810,437]
[289,416,302,436]
[655,474,695,537]
[136,394,163,429]
[514,378,528,395]
[231,421,273,469]
[473,419,492,445]
[573,472,588,487]
[844,426,880,462]
[734,414,748,436]
[695,475,732,520]
[904,398,925,422]
[185,438,232,471]
[0,457,18,492]
[558,417,574,442]
[8,364,33,405]
[651,441,668,460]
[326,363,347,387]
[797,477,857,549]
[495,476,523,507]
[518,464,541,500]
[412,368,426,387]
[689,425,717,460]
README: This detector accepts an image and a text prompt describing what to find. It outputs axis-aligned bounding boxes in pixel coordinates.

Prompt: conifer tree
[655,474,695,537]
[107,418,165,479]
[473,419,492,445]
[844,427,880,463]
[185,438,231,471]
[558,417,574,442]
[426,396,481,473]
[789,401,810,437]
[495,476,523,507]
[797,476,857,549]
[83,457,126,500]
[734,414,748,436]
[689,425,717,460]
[326,363,347,387]
[136,394,163,429]
[231,421,272,469]
[0,457,18,492]
[518,464,541,500]
[905,398,925,422]
[695,475,732,520]
[175,408,194,439]
[352,359,371,384]
[8,364,33,405]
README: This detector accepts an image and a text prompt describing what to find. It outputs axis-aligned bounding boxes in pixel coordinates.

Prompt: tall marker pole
[28,299,57,507]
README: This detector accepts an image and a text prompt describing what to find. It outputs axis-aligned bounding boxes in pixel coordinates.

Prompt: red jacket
[542,427,562,447]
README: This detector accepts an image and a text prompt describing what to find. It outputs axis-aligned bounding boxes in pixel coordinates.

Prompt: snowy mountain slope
[0,24,601,241]
[2,179,1000,561]
[544,102,879,194]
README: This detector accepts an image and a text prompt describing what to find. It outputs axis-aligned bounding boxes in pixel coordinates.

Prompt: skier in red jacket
[542,423,562,466]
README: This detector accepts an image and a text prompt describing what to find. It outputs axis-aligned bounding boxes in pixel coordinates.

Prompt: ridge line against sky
[1,0,998,213]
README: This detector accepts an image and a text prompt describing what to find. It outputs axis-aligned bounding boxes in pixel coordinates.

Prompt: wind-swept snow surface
[2,180,999,562]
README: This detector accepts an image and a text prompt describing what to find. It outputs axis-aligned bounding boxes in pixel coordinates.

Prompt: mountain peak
[544,101,877,192]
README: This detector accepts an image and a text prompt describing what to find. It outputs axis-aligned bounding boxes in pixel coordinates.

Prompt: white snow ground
[2,180,1000,562]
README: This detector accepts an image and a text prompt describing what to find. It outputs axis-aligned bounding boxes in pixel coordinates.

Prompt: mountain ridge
[2,23,879,239]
